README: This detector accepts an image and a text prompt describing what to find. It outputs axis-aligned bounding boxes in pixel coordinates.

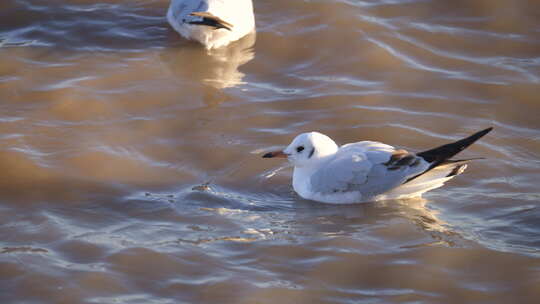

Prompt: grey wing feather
[310,142,429,197]
[310,150,372,193]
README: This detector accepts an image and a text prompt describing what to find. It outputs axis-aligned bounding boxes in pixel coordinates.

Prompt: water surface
[1,0,539,303]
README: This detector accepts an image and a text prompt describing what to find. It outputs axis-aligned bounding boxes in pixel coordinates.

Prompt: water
[1,0,539,303]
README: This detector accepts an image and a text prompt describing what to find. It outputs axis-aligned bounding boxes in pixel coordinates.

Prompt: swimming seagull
[167,0,255,49]
[263,128,493,204]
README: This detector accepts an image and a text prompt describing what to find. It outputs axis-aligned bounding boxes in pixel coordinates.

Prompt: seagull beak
[262,151,288,158]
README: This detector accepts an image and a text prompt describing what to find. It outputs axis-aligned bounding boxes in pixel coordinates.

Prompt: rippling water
[1,0,539,303]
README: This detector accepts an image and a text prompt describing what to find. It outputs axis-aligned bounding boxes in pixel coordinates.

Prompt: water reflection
[160,33,256,90]
[140,184,462,249]
[2,0,540,302]
[291,197,461,246]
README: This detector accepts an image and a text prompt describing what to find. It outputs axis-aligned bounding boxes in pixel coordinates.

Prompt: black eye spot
[296,146,305,153]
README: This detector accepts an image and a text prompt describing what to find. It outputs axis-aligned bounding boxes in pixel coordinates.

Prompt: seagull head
[263,132,339,167]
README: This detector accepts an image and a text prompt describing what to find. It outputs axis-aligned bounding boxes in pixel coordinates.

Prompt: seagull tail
[188,12,233,31]
[387,162,469,198]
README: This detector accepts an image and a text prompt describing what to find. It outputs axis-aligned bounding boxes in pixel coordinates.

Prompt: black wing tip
[188,12,233,31]
[460,126,494,149]
[404,127,492,184]
[458,126,493,143]
[418,127,493,163]
[188,20,232,31]
[477,127,494,137]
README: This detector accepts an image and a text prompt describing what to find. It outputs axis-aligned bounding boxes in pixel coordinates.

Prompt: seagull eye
[296,146,305,153]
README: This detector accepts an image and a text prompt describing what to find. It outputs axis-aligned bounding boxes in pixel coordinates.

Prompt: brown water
[1,0,539,303]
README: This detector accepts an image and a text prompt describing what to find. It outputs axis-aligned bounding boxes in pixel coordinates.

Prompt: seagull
[167,0,255,49]
[263,128,493,204]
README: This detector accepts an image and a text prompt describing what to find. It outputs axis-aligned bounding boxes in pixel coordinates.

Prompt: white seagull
[167,0,255,49]
[263,128,493,204]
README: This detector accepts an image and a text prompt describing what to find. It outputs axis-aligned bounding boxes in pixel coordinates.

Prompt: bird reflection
[399,198,463,248]
[161,32,256,90]
[291,197,462,247]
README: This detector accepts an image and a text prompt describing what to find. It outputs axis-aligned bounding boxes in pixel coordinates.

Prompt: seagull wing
[310,141,429,198]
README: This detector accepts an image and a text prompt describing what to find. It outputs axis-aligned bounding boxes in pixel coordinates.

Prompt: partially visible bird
[167,0,255,49]
[263,128,493,204]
